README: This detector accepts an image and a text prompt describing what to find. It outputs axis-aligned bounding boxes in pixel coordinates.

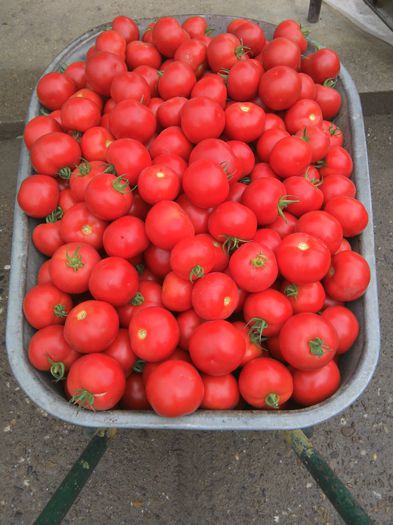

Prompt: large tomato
[262,37,300,70]
[112,15,139,43]
[17,175,59,218]
[208,201,257,250]
[23,284,73,329]
[182,159,229,208]
[320,174,356,202]
[110,71,151,104]
[192,272,238,320]
[283,176,324,217]
[269,136,312,178]
[295,210,343,254]
[225,102,265,143]
[85,173,133,221]
[32,222,63,256]
[106,138,152,185]
[85,51,127,96]
[103,215,149,258]
[158,61,196,99]
[152,17,188,57]
[189,138,243,182]
[126,41,161,69]
[321,305,359,354]
[281,280,325,314]
[149,126,193,161]
[229,241,278,292]
[103,328,137,376]
[23,115,62,150]
[284,99,323,134]
[31,132,81,177]
[60,203,107,250]
[258,66,301,110]
[227,59,262,101]
[319,146,353,178]
[37,72,76,110]
[207,33,248,73]
[181,97,225,144]
[138,165,180,204]
[292,360,340,406]
[60,97,101,132]
[324,196,368,237]
[80,127,114,162]
[145,200,195,250]
[241,177,289,225]
[191,75,227,107]
[109,100,156,143]
[201,374,240,409]
[88,257,139,306]
[323,251,370,301]
[161,271,193,311]
[170,234,216,281]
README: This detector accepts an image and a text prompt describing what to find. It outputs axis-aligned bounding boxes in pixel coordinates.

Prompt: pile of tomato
[18,15,371,417]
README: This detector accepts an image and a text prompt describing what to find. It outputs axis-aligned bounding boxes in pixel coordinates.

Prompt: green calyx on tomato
[77,160,92,176]
[112,175,131,194]
[65,245,84,271]
[104,164,116,174]
[308,337,332,356]
[133,359,145,373]
[235,41,250,60]
[46,206,64,223]
[131,292,145,306]
[246,317,268,344]
[53,303,68,318]
[284,283,298,298]
[136,263,145,275]
[278,195,299,222]
[250,253,267,268]
[58,167,72,180]
[223,235,248,253]
[220,160,238,181]
[323,78,337,88]
[81,224,93,235]
[265,392,280,409]
[69,388,95,411]
[189,264,205,282]
[47,357,65,381]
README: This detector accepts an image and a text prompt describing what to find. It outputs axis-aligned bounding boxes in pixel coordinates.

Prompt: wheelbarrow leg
[285,430,373,525]
[34,429,115,525]
[308,0,323,23]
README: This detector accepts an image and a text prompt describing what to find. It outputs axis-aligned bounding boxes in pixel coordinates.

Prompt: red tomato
[134,65,160,96]
[144,244,171,277]
[321,305,359,354]
[50,242,101,294]
[229,241,278,292]
[254,228,282,253]
[112,15,139,43]
[283,176,324,217]
[153,153,187,179]
[227,140,255,175]
[201,374,239,409]
[80,127,113,162]
[109,100,156,143]
[189,320,245,375]
[256,128,289,162]
[322,120,344,147]
[177,309,203,350]
[264,113,286,131]
[227,181,247,203]
[284,99,323,134]
[323,251,370,302]
[146,360,204,416]
[174,39,207,73]
[324,196,368,237]
[37,72,76,110]
[110,71,151,104]
[208,201,257,250]
[335,238,352,254]
[106,138,152,185]
[89,257,139,306]
[191,75,227,107]
[149,126,192,161]
[292,361,340,406]
[103,329,136,376]
[24,115,62,150]
[183,159,229,208]
[241,177,288,225]
[23,283,73,329]
[269,136,312,178]
[170,234,216,281]
[138,165,180,204]
[66,353,125,410]
[158,61,196,100]
[69,160,108,202]
[274,20,307,52]
[315,83,341,119]
[71,88,103,112]
[143,23,155,43]
[85,51,127,96]
[64,61,86,90]
[17,175,59,218]
[182,16,208,38]
[296,210,343,254]
[319,146,353,178]
[207,33,247,73]
[85,174,133,221]
[233,21,265,56]
[31,132,81,177]
[227,19,247,33]
[280,312,338,370]
[64,300,119,353]
[239,358,293,409]
[116,280,163,328]
[189,138,243,183]
[259,66,301,110]
[60,97,101,132]
[176,194,210,234]
[243,289,293,339]
[32,222,63,256]
[295,125,329,162]
[232,321,265,365]
[281,280,325,313]
[192,272,238,320]
[103,215,149,258]
[96,30,127,59]
[129,306,179,361]
[298,72,317,99]
[303,48,340,84]
[161,271,193,311]
[276,232,331,284]
[157,97,187,128]
[126,41,161,69]
[225,102,265,143]
[181,97,225,144]
[145,200,195,250]
[60,203,106,249]
[269,211,298,238]
[320,174,356,202]
[152,17,188,57]
[227,59,263,101]
[121,373,150,410]
[37,260,53,285]
[262,37,301,70]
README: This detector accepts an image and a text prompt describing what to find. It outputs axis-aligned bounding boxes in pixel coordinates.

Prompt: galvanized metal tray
[6,15,380,430]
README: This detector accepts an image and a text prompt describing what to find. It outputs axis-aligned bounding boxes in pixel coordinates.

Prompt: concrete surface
[0,113,392,525]
[1,0,393,124]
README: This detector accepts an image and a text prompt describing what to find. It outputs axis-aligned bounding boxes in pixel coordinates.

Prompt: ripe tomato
[144,244,171,277]
[17,175,59,218]
[323,251,370,302]
[243,289,293,339]
[292,360,340,406]
[161,271,193,311]
[80,127,113,162]
[229,241,278,292]
[145,200,195,250]
[112,15,139,43]
[157,97,187,128]
[103,328,136,376]
[153,153,187,179]
[121,373,150,410]
[283,176,324,217]
[239,358,293,409]
[149,126,192,161]
[158,61,196,100]
[321,305,359,354]
[60,97,101,132]
[89,257,139,306]
[152,17,188,57]
[225,102,265,143]
[85,174,133,221]
[37,72,76,110]
[298,72,317,99]
[258,66,301,110]
[320,174,356,202]
[208,201,257,250]
[129,306,179,361]
[269,136,312,178]
[201,374,239,409]
[315,83,341,119]
[284,99,323,134]
[23,115,62,150]
[276,232,331,284]
[170,234,216,281]
[254,228,282,253]
[274,20,308,53]
[116,280,163,328]
[64,61,86,90]
[324,196,368,237]
[60,203,107,250]
[262,37,301,70]
[189,138,243,182]
[110,71,151,104]
[146,360,204,416]
[85,51,127,96]
[241,177,288,225]
[322,120,344,147]
[138,165,180,204]
[192,272,238,320]
[50,242,101,294]
[227,181,247,203]
[232,321,265,365]
[227,140,255,175]
[269,210,298,238]
[32,222,63,256]
[207,33,247,73]
[37,260,53,285]
[66,353,125,410]
[23,283,73,329]
[109,100,156,143]
[106,138,152,185]
[126,41,161,70]
[189,320,245,375]
[31,132,81,177]
[64,300,119,353]
[319,146,353,178]
[70,88,103,112]
[281,280,325,313]
[296,210,343,254]
[303,48,340,84]
[264,112,286,131]
[177,309,203,350]
[183,159,229,208]
[227,59,263,101]
[280,312,338,370]
[176,194,210,234]
[295,125,329,162]
[96,30,127,58]
[191,75,227,107]
[69,160,107,202]
[181,97,225,144]
[174,39,207,74]
[256,128,289,162]
[103,215,149,258]
[182,16,208,38]
[233,21,265,56]
[335,238,352,254]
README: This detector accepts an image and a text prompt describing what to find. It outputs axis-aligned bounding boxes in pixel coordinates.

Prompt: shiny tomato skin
[324,196,368,237]
[233,21,265,56]
[64,61,86,90]
[322,121,344,147]
[144,244,171,278]
[262,37,300,70]
[241,177,286,225]
[31,132,81,176]
[191,75,227,107]
[258,66,301,110]
[298,72,317,99]
[189,138,243,183]
[126,41,161,69]
[85,51,127,97]
[80,127,113,162]
[149,126,193,161]
[110,71,151,104]
[323,251,370,302]
[321,305,359,354]
[239,357,293,409]
[116,280,163,328]
[264,113,286,131]
[85,173,133,221]
[60,97,101,132]
[158,61,196,100]
[32,222,63,256]
[106,138,152,185]
[233,321,265,366]
[227,140,255,176]
[201,374,239,409]
[320,174,356,202]
[243,289,293,338]
[296,210,343,254]
[319,146,353,178]
[189,320,246,375]
[174,38,207,73]
[176,194,210,234]
[152,17,188,57]
[181,97,225,144]
[283,176,324,217]
[274,20,307,52]
[229,241,278,293]
[121,373,150,410]
[281,280,326,313]
[24,115,62,150]
[292,360,340,406]
[146,360,204,416]
[182,16,208,37]
[28,325,79,373]
[227,182,247,203]
[256,128,290,162]
[157,97,187,128]
[60,203,107,250]
[161,271,193,311]
[280,312,338,370]
[269,211,298,239]
[17,175,59,218]
[109,100,156,144]
[145,200,195,250]
[192,272,238,320]
[277,232,331,285]
[208,201,257,245]
[304,48,340,84]
[207,33,245,73]
[138,164,180,204]
[182,159,229,208]
[177,309,203,350]
[129,306,179,362]
[295,125,329,162]
[227,59,263,101]
[284,98,323,134]
[254,228,282,253]
[23,284,73,329]
[103,328,136,376]
[170,234,216,281]
[50,242,101,294]
[112,15,140,43]
[37,72,76,110]
[64,300,119,353]
[88,257,139,306]
[269,136,312,178]
[225,102,265,143]
[66,353,125,410]
[96,30,127,58]
[103,215,149,259]
[315,84,341,119]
